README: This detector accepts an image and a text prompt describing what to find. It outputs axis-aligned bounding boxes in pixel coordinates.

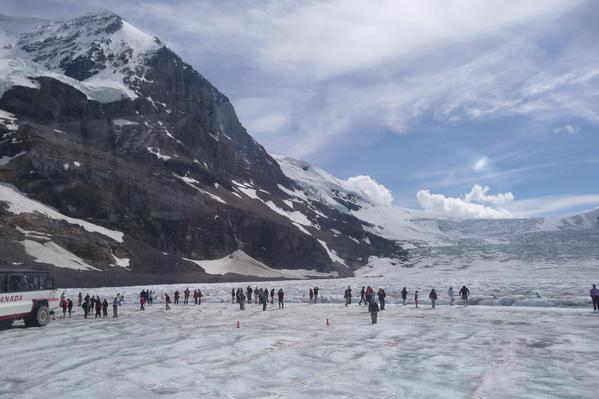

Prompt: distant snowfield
[1,297,598,398]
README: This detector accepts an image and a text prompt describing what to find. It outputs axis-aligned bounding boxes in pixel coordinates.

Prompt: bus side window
[9,275,26,292]
[0,274,6,293]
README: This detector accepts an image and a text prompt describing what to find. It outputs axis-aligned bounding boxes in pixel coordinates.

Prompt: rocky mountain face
[0,12,406,287]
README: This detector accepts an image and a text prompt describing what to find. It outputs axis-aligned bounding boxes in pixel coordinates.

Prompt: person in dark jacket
[278,289,284,309]
[95,299,102,318]
[313,287,319,303]
[429,289,438,309]
[414,291,419,308]
[459,286,470,306]
[102,299,109,318]
[174,290,180,305]
[369,300,379,324]
[77,292,82,307]
[83,298,90,319]
[247,286,253,303]
[197,289,203,305]
[67,298,73,318]
[184,288,190,305]
[112,297,119,318]
[231,288,236,304]
[401,287,408,305]
[270,288,275,305]
[165,293,171,310]
[590,284,599,312]
[359,286,366,305]
[344,286,352,306]
[377,288,386,310]
[262,290,268,311]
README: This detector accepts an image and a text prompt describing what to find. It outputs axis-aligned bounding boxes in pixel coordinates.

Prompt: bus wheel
[25,304,50,327]
[0,320,13,330]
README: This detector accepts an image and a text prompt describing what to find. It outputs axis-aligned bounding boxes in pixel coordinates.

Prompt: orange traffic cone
[326,318,330,326]
[236,320,240,328]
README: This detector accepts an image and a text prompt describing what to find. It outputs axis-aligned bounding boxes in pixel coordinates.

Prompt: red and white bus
[0,270,58,329]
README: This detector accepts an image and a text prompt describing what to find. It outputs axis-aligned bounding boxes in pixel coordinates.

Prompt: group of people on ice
[232,286,285,311]
[52,283,599,326]
[340,285,472,324]
[58,292,124,319]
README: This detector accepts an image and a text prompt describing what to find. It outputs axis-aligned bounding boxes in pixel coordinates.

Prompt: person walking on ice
[67,298,73,318]
[184,288,190,304]
[262,289,269,311]
[60,298,67,318]
[401,287,408,305]
[459,285,470,306]
[239,291,246,310]
[359,286,366,305]
[590,284,599,312]
[309,288,314,304]
[139,295,146,311]
[414,291,419,308]
[448,287,455,306]
[165,293,171,310]
[377,288,386,310]
[429,289,437,309]
[344,286,352,306]
[278,289,284,309]
[112,297,119,318]
[369,300,379,324]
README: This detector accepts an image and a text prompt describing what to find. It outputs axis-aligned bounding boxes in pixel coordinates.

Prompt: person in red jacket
[60,299,68,318]
[140,295,146,311]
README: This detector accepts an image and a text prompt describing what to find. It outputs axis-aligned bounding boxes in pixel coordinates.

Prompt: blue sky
[4,0,599,217]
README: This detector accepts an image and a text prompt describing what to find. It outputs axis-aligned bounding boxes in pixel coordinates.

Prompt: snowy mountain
[0,12,405,286]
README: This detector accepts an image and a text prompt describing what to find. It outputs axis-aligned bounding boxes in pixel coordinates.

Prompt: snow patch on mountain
[0,182,124,242]
[184,250,336,278]
[20,239,100,271]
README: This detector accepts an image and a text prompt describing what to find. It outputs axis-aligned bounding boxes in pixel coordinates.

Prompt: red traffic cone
[326,318,329,326]
[236,320,240,328]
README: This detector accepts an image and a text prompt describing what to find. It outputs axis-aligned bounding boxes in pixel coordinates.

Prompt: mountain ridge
[0,12,406,287]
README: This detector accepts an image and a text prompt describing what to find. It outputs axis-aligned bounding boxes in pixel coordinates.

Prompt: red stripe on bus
[0,312,30,321]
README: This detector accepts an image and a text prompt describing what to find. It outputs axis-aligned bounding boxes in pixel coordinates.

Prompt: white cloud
[553,124,580,135]
[505,194,599,217]
[345,175,393,206]
[417,188,512,219]
[464,184,514,205]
